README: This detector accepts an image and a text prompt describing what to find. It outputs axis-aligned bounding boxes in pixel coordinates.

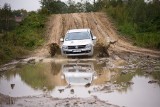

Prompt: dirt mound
[33,12,160,58]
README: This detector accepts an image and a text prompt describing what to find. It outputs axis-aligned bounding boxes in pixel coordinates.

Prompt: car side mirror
[60,38,64,42]
[92,36,96,40]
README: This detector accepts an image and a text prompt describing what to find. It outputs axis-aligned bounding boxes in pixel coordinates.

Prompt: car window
[65,32,91,41]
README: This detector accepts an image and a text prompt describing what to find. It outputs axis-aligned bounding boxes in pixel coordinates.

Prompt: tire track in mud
[61,15,66,37]
[90,12,120,52]
[48,14,63,44]
[34,12,160,57]
[71,14,80,28]
[89,13,111,44]
[67,14,75,30]
[94,13,160,57]
[72,13,83,28]
[81,13,91,28]
[33,14,64,57]
[80,13,102,41]
[95,13,136,50]
[61,14,70,37]
[51,15,63,47]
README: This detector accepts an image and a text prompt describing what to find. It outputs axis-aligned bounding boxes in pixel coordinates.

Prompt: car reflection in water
[61,62,97,86]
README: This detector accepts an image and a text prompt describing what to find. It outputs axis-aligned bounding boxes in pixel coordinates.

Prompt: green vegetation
[11,12,46,48]
[0,3,16,32]
[97,0,160,49]
[0,4,48,65]
[41,0,96,13]
[0,0,159,64]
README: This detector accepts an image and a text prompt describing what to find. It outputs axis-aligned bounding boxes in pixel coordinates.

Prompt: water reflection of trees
[152,71,160,81]
[110,70,144,93]
[113,72,135,93]
[1,69,17,81]
[50,61,61,75]
[4,63,55,90]
[18,63,55,91]
[2,61,159,93]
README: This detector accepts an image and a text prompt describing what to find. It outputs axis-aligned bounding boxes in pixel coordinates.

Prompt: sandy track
[33,12,160,57]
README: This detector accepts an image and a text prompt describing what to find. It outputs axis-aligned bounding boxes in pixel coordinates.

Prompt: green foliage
[118,23,136,38]
[41,0,68,13]
[134,32,160,49]
[86,2,94,12]
[0,6,47,64]
[41,0,95,13]
[0,3,16,32]
[0,42,29,65]
[103,0,160,49]
[13,9,27,17]
[38,8,50,15]
[0,45,12,65]
[2,12,46,49]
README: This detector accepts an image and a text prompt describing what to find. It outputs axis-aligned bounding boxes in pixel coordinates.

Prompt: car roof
[67,28,90,33]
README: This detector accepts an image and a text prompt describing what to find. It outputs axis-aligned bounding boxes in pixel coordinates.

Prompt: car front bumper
[61,47,93,56]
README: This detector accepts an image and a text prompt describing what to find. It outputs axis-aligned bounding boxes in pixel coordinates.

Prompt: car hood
[64,72,93,85]
[63,39,92,46]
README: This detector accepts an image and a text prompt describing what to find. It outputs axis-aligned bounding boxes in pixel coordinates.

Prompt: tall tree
[40,0,68,14]
[0,3,14,33]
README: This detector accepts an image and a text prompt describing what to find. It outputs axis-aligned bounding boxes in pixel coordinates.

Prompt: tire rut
[33,12,160,57]
[94,13,160,57]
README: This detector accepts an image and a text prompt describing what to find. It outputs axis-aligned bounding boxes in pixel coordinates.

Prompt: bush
[0,12,47,65]
[104,0,160,50]
[134,32,160,49]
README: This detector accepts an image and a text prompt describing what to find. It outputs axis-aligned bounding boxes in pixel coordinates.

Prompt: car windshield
[65,32,90,41]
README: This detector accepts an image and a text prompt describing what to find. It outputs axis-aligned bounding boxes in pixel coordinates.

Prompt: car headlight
[86,44,92,48]
[62,45,68,49]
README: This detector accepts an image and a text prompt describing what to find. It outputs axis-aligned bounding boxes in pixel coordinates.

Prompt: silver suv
[60,29,96,56]
[61,63,97,85]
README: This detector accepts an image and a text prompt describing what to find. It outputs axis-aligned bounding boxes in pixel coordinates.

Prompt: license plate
[73,50,81,52]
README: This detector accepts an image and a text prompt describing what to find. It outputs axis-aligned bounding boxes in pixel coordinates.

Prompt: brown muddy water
[0,57,160,107]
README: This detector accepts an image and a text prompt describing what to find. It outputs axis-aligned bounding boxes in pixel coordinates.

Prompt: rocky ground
[0,94,119,107]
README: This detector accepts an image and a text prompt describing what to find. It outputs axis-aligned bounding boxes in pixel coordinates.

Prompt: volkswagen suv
[60,29,96,56]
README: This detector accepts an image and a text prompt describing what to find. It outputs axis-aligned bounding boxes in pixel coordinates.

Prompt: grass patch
[0,12,48,65]
[105,0,160,50]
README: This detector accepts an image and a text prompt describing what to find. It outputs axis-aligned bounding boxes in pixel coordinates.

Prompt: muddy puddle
[0,56,160,107]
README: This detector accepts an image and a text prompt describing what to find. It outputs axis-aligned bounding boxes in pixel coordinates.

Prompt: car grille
[65,50,91,54]
[68,45,86,49]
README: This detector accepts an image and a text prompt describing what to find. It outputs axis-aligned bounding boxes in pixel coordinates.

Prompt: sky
[0,0,94,11]
[0,0,76,11]
[0,0,42,11]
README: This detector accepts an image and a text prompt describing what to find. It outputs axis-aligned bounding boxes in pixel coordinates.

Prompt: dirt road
[33,12,160,57]
[0,13,160,107]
